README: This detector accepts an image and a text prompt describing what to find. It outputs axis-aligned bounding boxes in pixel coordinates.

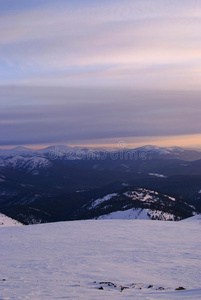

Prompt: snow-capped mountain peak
[135,145,184,155]
[0,156,52,174]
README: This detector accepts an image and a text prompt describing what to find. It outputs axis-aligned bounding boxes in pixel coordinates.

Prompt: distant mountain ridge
[0,145,201,161]
[0,156,51,175]
[1,144,201,224]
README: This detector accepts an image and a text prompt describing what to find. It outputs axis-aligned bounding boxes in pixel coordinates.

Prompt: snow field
[0,218,201,299]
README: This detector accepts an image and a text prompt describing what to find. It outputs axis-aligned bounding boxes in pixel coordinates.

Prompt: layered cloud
[0,0,201,146]
[0,87,201,146]
[1,0,201,89]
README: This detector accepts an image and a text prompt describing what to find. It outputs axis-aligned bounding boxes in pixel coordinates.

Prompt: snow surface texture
[0,213,23,227]
[96,208,150,220]
[96,208,176,221]
[0,218,201,299]
[181,214,201,223]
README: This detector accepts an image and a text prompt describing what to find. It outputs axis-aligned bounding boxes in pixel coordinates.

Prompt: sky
[1,0,201,148]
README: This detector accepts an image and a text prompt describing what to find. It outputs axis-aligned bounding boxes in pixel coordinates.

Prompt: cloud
[0,87,201,145]
[0,0,201,90]
[1,1,201,146]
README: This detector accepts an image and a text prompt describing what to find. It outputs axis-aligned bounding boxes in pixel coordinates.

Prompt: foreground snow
[181,214,201,223]
[96,208,176,221]
[0,218,201,299]
[0,213,23,227]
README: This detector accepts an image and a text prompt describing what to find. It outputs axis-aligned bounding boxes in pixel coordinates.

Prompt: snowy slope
[96,208,176,221]
[0,213,23,227]
[88,193,118,210]
[181,214,201,223]
[0,156,51,174]
[95,208,151,220]
[0,219,201,299]
[80,187,195,221]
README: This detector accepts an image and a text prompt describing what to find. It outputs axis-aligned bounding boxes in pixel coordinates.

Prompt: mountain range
[0,145,201,224]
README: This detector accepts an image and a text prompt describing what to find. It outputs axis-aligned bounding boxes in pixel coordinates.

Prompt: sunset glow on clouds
[0,0,201,147]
